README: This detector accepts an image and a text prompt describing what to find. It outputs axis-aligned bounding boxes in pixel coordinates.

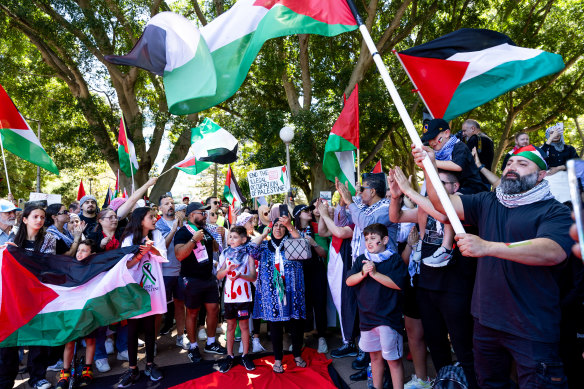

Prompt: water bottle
[367,362,374,388]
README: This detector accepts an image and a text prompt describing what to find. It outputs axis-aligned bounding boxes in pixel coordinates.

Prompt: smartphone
[279,204,289,218]
[567,159,584,259]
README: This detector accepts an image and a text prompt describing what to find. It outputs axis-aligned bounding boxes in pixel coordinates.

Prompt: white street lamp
[279,126,294,186]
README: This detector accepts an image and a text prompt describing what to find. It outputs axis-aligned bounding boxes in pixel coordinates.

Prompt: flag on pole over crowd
[77,180,86,201]
[395,28,565,121]
[371,159,382,173]
[224,165,246,208]
[103,187,113,208]
[117,117,139,178]
[105,1,358,115]
[113,171,120,198]
[0,84,59,175]
[0,246,151,346]
[322,83,359,195]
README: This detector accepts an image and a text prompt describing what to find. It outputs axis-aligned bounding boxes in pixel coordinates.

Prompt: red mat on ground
[170,348,336,389]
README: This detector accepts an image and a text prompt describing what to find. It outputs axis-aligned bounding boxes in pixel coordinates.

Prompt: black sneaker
[159,322,173,336]
[330,342,358,358]
[352,349,370,370]
[219,356,234,373]
[144,363,163,381]
[241,354,256,371]
[350,369,367,381]
[117,367,140,388]
[187,347,202,363]
[204,341,227,355]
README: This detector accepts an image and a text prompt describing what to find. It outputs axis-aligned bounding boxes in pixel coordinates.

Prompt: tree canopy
[1,0,582,202]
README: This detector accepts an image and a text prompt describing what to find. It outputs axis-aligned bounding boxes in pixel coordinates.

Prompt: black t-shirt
[174,225,215,280]
[86,225,125,253]
[347,253,408,333]
[418,215,477,294]
[465,133,494,187]
[80,214,97,234]
[461,191,573,342]
[541,143,579,168]
[450,142,489,194]
[55,238,69,255]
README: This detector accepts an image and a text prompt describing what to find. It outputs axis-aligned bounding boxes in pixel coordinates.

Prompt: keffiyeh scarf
[495,180,554,208]
[269,237,287,306]
[47,225,74,247]
[435,136,460,161]
[364,248,394,263]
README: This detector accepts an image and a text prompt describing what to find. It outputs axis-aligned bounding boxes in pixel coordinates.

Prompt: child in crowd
[216,226,257,373]
[346,223,408,389]
[56,240,97,389]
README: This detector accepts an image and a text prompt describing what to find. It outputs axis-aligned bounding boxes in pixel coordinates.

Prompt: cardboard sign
[319,191,332,202]
[247,166,290,198]
[29,192,62,205]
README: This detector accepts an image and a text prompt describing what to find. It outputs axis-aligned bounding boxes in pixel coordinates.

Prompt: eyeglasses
[360,186,373,192]
[100,216,118,221]
[57,210,69,215]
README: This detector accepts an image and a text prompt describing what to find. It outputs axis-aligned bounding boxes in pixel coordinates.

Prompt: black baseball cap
[186,202,210,215]
[293,204,315,218]
[421,118,450,143]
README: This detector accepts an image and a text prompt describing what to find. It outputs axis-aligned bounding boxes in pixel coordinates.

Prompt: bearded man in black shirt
[412,144,572,388]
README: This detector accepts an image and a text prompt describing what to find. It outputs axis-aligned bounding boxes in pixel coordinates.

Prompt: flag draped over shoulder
[105,1,357,115]
[118,117,139,178]
[0,84,59,175]
[322,84,359,195]
[0,246,151,347]
[396,28,565,121]
[224,166,246,207]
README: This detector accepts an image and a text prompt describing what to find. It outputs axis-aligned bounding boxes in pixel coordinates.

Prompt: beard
[499,171,539,194]
[166,209,175,217]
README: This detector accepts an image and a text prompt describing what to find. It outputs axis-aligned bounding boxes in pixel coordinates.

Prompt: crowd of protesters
[0,118,583,389]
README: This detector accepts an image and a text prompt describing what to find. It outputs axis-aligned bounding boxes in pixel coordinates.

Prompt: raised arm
[117,176,158,219]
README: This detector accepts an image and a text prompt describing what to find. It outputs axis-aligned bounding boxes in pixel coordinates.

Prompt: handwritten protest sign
[247,166,290,198]
[29,192,62,205]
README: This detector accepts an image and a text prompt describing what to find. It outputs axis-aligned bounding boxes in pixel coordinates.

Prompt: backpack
[433,363,468,389]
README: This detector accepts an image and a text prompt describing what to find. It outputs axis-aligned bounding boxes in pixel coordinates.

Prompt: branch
[191,0,208,25]
[214,0,224,16]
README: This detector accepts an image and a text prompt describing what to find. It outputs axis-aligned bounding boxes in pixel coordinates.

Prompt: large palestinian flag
[0,84,59,175]
[106,0,357,115]
[396,29,565,121]
[0,246,150,347]
[322,84,359,195]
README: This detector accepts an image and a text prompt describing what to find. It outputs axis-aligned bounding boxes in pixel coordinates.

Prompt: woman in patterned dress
[250,215,306,373]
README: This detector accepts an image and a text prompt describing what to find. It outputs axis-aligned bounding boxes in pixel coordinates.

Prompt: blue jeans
[94,324,128,360]
[473,320,568,389]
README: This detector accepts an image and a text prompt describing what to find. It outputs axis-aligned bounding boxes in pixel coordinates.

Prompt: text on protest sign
[247,166,290,198]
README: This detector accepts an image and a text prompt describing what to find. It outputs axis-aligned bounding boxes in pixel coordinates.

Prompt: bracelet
[478,164,485,170]
[190,238,197,243]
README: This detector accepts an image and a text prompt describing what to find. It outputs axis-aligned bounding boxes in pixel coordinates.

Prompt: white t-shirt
[219,252,253,303]
[122,229,168,318]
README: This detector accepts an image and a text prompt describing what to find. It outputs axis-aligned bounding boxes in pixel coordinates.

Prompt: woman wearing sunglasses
[46,203,86,256]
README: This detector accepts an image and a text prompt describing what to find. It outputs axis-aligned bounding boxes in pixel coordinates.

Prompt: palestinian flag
[322,84,359,194]
[224,165,246,207]
[106,1,357,115]
[113,170,120,198]
[371,159,382,173]
[190,118,238,164]
[118,117,139,178]
[0,246,150,347]
[103,187,113,208]
[0,84,59,175]
[396,28,565,121]
[173,155,213,176]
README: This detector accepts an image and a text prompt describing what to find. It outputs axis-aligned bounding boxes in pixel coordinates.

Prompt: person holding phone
[412,144,573,388]
[542,126,578,176]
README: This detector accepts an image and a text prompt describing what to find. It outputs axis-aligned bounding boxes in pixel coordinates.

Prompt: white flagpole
[345,0,464,234]
[129,157,135,194]
[0,134,12,194]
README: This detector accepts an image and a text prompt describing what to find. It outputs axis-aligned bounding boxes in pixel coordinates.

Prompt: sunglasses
[57,210,69,215]
[360,186,373,192]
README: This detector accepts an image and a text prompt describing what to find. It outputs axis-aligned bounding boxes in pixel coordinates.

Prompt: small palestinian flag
[224,165,246,207]
[0,246,150,347]
[173,156,213,176]
[190,118,238,164]
[118,117,139,178]
[77,179,86,201]
[322,84,359,194]
[396,28,565,121]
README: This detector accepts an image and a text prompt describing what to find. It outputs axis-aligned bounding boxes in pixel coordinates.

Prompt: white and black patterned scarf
[495,180,554,208]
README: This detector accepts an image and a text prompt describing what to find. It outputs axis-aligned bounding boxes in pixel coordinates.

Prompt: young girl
[56,240,97,389]
[116,207,167,388]
[216,226,257,373]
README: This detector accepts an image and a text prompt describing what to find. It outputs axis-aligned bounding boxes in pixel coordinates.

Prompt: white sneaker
[252,338,265,353]
[46,359,63,371]
[198,328,207,341]
[176,334,190,350]
[117,350,129,361]
[95,358,111,373]
[239,340,244,354]
[404,374,432,389]
[105,338,115,355]
[137,338,145,347]
[317,337,328,353]
[422,246,453,267]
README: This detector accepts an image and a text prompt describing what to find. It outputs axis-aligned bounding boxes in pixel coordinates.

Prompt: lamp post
[279,126,294,187]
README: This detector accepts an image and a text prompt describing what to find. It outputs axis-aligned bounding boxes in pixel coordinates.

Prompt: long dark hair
[13,205,47,252]
[121,207,154,245]
[45,203,63,227]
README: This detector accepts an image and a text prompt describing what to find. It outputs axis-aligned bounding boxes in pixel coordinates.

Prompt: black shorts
[403,274,421,319]
[164,275,184,303]
[179,276,219,309]
[224,302,253,320]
